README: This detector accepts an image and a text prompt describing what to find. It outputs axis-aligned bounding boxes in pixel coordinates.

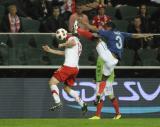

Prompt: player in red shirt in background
[92,4,111,30]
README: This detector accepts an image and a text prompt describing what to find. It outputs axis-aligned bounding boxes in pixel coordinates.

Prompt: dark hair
[105,21,116,30]
[53,6,60,11]
[134,15,141,20]
[76,3,83,8]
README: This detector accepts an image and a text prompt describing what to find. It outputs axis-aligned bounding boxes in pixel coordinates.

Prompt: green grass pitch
[0,118,160,127]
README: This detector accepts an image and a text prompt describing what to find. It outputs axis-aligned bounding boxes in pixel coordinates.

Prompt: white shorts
[103,81,114,96]
[96,81,114,97]
[96,40,118,76]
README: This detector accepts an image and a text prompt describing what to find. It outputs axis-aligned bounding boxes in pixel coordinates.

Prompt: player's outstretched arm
[131,33,153,42]
[78,18,98,32]
[42,45,64,56]
[131,33,153,39]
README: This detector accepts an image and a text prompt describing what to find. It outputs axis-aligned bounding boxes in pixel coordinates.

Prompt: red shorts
[53,65,79,87]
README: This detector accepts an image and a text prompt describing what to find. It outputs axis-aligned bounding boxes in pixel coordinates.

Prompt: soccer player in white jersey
[42,28,88,115]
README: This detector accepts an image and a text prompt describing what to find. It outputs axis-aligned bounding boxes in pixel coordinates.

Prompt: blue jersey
[98,30,132,59]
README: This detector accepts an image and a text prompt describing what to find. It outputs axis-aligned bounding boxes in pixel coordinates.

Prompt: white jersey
[64,36,82,67]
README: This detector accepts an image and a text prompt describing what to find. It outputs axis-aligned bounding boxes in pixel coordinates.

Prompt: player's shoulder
[113,30,123,36]
[67,35,78,41]
[67,36,80,45]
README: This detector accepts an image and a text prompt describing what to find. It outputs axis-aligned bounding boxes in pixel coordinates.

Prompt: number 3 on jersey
[115,36,123,49]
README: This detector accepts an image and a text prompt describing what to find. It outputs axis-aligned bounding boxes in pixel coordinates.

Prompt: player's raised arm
[78,18,98,32]
[42,45,64,56]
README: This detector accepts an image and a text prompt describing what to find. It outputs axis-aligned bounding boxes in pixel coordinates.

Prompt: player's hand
[58,43,64,48]
[42,45,52,53]
[144,34,153,42]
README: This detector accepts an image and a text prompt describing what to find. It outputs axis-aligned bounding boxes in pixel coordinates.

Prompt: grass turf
[0,118,160,127]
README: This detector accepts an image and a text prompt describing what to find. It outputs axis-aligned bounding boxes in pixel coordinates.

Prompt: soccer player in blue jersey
[73,20,152,119]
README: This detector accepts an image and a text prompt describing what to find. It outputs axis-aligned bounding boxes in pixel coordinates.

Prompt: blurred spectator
[29,0,53,20]
[0,0,33,17]
[69,3,89,32]
[43,6,68,32]
[81,1,99,11]
[127,16,145,50]
[14,0,33,17]
[151,7,160,33]
[150,7,160,48]
[61,0,76,21]
[92,4,111,29]
[128,16,154,49]
[137,4,151,33]
[1,4,22,32]
[96,0,112,7]
[61,0,76,14]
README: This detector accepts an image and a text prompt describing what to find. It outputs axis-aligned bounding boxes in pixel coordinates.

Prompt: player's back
[98,30,131,59]
[64,36,82,67]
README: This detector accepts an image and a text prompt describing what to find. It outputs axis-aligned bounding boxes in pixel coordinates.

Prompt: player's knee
[109,94,115,100]
[63,86,67,92]
[49,77,59,86]
[63,85,70,93]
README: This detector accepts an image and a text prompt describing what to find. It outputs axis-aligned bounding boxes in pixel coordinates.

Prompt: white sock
[50,85,61,103]
[96,82,100,95]
[68,89,84,107]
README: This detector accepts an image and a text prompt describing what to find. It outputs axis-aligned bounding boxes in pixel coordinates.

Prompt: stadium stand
[8,35,31,65]
[0,5,5,28]
[119,48,135,66]
[117,5,138,20]
[105,7,117,19]
[138,48,160,66]
[148,6,159,16]
[112,20,129,32]
[0,35,8,65]
[21,17,40,32]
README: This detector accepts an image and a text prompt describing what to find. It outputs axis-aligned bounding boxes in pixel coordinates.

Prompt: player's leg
[109,95,121,119]
[105,71,121,119]
[90,73,115,119]
[49,76,62,111]
[95,40,118,98]
[89,98,104,120]
[90,60,108,119]
[90,57,107,119]
[63,67,88,115]
[73,20,94,40]
[63,85,88,115]
[49,66,72,111]
[94,56,104,103]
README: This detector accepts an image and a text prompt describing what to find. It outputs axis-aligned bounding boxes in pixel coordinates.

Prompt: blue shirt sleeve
[98,30,110,38]
[121,32,132,38]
